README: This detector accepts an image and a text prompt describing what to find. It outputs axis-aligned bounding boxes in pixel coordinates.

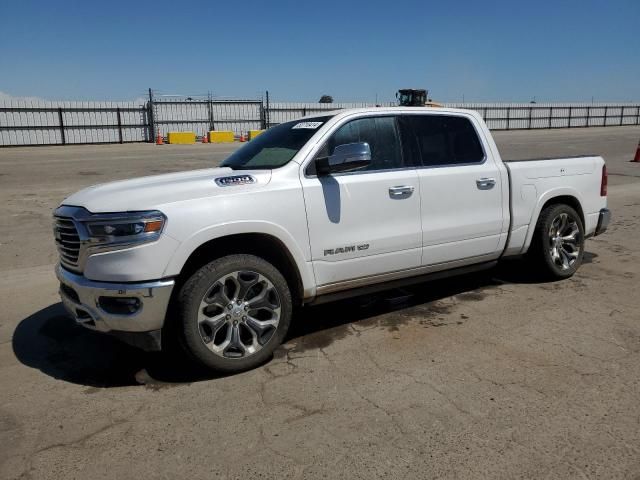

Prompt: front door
[300,115,422,288]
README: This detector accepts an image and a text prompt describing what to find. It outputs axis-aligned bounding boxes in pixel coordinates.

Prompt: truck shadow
[12,255,597,388]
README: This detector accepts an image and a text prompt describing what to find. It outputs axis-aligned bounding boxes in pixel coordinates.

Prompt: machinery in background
[397,88,443,107]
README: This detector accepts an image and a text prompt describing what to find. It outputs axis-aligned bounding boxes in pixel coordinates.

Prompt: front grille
[54,217,81,268]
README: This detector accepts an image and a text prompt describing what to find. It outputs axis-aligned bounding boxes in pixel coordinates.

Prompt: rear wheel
[529,204,585,279]
[177,254,292,373]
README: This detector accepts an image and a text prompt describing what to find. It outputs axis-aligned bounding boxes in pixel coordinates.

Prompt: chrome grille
[54,217,81,268]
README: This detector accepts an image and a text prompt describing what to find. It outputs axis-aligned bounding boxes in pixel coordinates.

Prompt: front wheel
[177,254,292,373]
[529,204,585,279]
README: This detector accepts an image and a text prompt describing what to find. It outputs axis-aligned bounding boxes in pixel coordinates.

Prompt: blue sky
[1,0,638,102]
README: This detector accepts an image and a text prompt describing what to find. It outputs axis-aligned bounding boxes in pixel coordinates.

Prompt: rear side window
[399,115,484,167]
[313,116,404,173]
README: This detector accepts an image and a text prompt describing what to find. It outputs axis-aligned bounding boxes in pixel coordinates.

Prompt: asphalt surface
[1,126,640,479]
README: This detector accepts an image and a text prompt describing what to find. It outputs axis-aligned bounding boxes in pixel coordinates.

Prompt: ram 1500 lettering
[54,107,611,372]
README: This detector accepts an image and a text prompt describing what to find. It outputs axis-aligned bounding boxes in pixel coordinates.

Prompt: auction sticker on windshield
[292,121,323,129]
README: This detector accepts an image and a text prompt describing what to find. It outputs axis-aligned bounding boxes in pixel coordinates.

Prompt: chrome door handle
[476,178,496,190]
[388,185,414,199]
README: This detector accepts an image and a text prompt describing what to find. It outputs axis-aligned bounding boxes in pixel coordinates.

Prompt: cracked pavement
[1,127,640,479]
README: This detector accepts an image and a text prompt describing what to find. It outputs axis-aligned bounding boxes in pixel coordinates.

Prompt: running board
[305,261,497,306]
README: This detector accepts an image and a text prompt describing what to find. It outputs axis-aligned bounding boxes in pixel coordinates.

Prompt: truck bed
[503,154,599,163]
[502,154,605,256]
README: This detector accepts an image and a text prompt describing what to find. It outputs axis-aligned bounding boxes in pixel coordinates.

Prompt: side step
[306,261,497,306]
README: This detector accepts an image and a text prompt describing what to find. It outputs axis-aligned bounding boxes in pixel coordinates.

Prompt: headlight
[84,211,166,247]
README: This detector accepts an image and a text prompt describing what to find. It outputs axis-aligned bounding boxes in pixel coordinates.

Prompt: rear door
[399,113,504,266]
[300,115,422,289]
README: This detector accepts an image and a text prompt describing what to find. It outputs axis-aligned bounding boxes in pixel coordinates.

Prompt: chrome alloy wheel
[197,271,281,359]
[548,212,581,271]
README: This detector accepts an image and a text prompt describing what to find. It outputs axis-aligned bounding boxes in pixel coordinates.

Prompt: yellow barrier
[248,129,264,140]
[209,131,235,143]
[167,132,196,144]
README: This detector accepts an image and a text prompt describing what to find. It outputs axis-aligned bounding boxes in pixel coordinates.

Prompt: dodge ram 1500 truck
[54,107,611,372]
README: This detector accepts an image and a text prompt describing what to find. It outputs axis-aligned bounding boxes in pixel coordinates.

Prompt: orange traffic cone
[156,130,163,145]
[632,139,640,162]
[202,132,209,143]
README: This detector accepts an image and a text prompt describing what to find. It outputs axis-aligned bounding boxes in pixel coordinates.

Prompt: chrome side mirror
[316,142,371,175]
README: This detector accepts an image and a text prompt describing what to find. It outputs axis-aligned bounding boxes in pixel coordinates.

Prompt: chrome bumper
[56,264,175,333]
[595,208,611,236]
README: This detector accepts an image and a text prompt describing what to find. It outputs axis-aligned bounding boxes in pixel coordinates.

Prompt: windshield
[221,116,333,170]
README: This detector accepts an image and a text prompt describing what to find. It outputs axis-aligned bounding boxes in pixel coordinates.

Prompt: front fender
[162,220,317,298]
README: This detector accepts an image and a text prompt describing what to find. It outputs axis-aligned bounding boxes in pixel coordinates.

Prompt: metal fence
[0,101,150,146]
[446,102,640,130]
[1,94,639,147]
[151,98,264,139]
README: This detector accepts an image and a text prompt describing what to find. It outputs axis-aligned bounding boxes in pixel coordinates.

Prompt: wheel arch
[171,232,308,305]
[522,190,585,254]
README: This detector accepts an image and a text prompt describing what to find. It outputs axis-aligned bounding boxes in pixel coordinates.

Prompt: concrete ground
[1,126,639,479]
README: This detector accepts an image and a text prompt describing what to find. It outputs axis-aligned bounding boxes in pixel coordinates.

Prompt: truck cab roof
[300,106,479,121]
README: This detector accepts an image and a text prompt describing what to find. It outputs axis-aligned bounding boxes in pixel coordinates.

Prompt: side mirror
[316,142,371,175]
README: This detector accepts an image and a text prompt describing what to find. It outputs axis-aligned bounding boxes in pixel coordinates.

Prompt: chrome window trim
[302,111,489,179]
[307,165,417,179]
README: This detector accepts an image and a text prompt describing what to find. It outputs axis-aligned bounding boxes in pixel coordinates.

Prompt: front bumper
[56,264,175,334]
[595,208,611,236]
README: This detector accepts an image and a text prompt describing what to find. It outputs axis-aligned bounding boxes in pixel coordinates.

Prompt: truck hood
[62,167,272,213]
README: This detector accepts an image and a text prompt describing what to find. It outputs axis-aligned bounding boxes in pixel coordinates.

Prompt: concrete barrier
[209,131,235,143]
[167,132,196,144]
[248,130,264,140]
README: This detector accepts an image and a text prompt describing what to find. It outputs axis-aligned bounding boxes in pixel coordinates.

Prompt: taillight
[600,164,607,197]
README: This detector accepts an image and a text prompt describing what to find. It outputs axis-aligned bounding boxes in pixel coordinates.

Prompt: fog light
[98,296,141,315]
[60,283,80,303]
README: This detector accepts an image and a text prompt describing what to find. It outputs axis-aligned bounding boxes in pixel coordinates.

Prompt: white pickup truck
[54,107,610,372]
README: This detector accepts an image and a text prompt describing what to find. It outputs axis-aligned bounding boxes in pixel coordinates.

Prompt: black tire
[177,254,292,373]
[529,204,585,279]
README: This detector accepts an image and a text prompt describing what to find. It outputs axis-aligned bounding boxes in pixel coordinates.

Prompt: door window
[399,115,484,167]
[311,116,405,174]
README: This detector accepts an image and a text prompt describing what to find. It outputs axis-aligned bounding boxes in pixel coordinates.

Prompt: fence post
[568,106,572,128]
[528,106,532,129]
[620,106,624,126]
[208,94,214,132]
[265,91,270,129]
[506,106,510,130]
[548,106,553,129]
[637,106,640,125]
[57,107,66,145]
[603,106,608,127]
[116,107,123,143]
[147,88,155,142]
[586,106,590,127]
[259,97,266,130]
